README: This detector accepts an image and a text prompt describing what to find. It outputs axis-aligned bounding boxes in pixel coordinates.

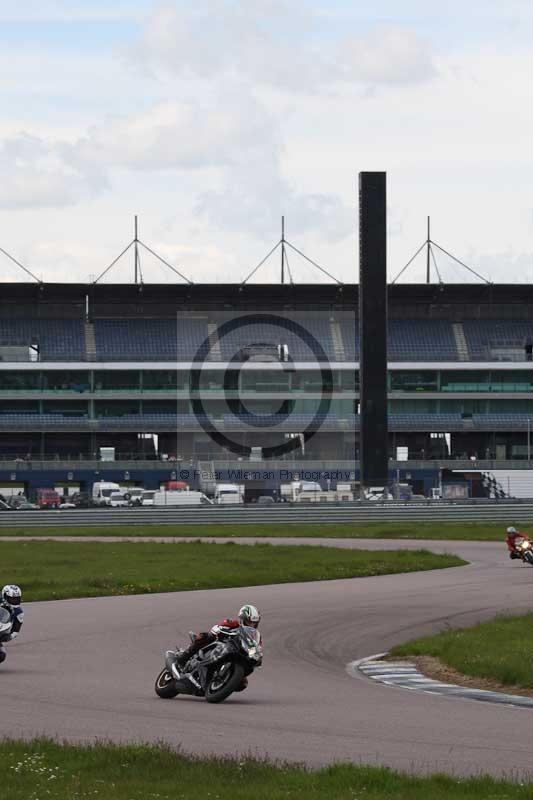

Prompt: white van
[92,481,121,507]
[214,483,243,505]
[153,490,212,506]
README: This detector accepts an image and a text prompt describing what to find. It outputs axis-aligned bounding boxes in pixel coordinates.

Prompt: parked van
[214,484,243,505]
[92,481,121,507]
[153,491,212,506]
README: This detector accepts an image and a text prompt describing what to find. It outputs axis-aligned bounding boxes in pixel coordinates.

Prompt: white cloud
[133,1,436,92]
[340,26,435,85]
[72,94,282,171]
[0,132,106,209]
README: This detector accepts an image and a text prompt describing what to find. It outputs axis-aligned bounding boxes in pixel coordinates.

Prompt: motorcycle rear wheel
[154,668,180,698]
[205,662,245,703]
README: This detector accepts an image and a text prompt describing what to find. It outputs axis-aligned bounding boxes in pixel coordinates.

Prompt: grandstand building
[2,280,533,499]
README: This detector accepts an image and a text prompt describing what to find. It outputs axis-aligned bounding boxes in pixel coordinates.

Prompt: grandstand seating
[93,319,209,360]
[4,315,533,362]
[463,321,533,360]
[217,318,335,361]
[339,320,459,361]
[0,319,85,360]
[387,321,458,361]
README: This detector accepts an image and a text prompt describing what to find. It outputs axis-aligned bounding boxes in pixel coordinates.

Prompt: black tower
[358,172,388,487]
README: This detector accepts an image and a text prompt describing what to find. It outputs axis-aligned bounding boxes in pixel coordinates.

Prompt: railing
[0,457,531,471]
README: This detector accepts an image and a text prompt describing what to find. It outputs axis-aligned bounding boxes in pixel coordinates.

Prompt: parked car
[256,495,275,505]
[14,501,39,511]
[35,488,61,509]
[7,495,28,509]
[109,491,129,508]
[71,492,91,508]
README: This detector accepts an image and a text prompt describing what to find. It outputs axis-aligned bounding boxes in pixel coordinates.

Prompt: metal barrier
[1,501,533,528]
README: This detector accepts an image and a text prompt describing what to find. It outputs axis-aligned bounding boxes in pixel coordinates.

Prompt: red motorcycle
[509,536,533,565]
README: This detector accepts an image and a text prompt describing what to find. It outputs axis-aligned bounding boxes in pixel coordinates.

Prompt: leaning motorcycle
[513,537,533,565]
[0,607,12,649]
[154,625,263,703]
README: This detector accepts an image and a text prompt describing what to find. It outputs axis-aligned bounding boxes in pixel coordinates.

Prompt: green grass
[2,740,532,799]
[0,520,517,540]
[391,612,533,688]
[0,540,464,601]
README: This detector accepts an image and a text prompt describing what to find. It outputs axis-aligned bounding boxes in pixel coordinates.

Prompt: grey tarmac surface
[3,537,533,779]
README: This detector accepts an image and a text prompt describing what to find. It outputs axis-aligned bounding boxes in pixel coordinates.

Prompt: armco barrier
[1,501,533,528]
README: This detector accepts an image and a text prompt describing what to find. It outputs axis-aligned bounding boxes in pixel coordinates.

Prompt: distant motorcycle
[155,625,263,703]
[510,537,533,565]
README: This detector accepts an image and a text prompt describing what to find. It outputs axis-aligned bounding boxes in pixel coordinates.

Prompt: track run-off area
[2,536,533,779]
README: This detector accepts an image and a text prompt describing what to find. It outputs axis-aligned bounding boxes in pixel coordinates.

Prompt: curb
[347,653,533,710]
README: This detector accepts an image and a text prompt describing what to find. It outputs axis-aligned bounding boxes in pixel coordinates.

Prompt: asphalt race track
[3,538,533,779]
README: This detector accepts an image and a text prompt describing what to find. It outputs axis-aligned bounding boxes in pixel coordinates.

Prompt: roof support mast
[281,216,285,285]
[134,215,140,285]
[391,217,491,285]
[426,216,431,284]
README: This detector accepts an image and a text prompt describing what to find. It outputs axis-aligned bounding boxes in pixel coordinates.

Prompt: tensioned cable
[240,240,282,285]
[429,243,443,284]
[431,241,492,285]
[390,241,427,284]
[285,241,343,285]
[138,240,193,285]
[0,245,42,283]
[92,240,135,284]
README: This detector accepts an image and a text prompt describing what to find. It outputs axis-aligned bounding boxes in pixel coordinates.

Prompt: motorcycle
[154,625,263,703]
[0,607,12,646]
[511,537,533,565]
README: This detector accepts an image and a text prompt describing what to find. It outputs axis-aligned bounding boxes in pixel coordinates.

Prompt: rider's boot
[175,644,196,667]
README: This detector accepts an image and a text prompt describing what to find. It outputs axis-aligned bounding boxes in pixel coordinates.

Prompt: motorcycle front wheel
[524,551,533,566]
[154,668,180,698]
[205,662,245,704]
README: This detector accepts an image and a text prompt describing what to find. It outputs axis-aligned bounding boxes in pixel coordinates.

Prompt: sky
[1,0,533,285]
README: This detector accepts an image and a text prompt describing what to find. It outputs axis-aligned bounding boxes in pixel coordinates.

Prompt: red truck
[36,488,61,509]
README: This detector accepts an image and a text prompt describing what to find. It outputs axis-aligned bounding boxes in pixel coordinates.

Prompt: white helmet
[2,584,21,606]
[507,526,517,534]
[238,604,261,627]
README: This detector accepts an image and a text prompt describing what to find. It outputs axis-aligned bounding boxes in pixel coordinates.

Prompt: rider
[0,585,23,664]
[175,604,261,667]
[506,526,528,559]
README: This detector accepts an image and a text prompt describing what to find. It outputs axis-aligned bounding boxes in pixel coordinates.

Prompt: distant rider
[0,585,24,664]
[506,526,528,559]
[175,604,261,667]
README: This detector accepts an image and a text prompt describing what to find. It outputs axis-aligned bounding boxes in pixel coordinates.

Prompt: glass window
[42,371,90,392]
[389,399,438,413]
[389,371,438,392]
[94,371,140,391]
[440,371,490,392]
[0,400,39,413]
[94,400,140,417]
[240,367,291,393]
[142,370,180,391]
[0,371,41,391]
[43,401,89,417]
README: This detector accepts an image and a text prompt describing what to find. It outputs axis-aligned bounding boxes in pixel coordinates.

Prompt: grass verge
[1,540,464,601]
[0,520,517,540]
[391,612,533,689]
[3,739,533,800]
